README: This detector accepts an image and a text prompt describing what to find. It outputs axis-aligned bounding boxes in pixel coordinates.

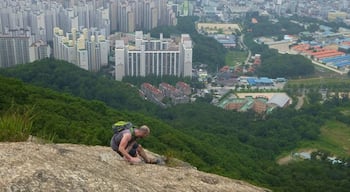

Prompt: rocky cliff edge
[0,142,269,192]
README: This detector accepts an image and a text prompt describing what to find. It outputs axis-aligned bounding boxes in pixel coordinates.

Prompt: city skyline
[0,0,178,73]
[1,0,350,74]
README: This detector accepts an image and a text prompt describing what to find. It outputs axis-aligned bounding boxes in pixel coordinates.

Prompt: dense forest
[0,75,214,167]
[241,15,316,78]
[243,33,315,78]
[0,59,153,113]
[244,16,305,38]
[1,60,350,191]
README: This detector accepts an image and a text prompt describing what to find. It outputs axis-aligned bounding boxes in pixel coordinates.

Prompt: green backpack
[112,121,134,134]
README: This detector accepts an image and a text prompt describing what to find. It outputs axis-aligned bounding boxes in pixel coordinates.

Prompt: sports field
[277,120,350,165]
[225,50,248,66]
[299,120,350,158]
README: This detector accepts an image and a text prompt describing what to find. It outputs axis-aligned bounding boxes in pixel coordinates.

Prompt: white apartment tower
[180,34,192,77]
[114,31,192,81]
[115,40,126,81]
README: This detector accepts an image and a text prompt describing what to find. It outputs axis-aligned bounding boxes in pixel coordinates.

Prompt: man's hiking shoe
[147,157,166,165]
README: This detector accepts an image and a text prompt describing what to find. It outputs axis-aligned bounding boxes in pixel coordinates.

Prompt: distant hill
[0,59,154,112]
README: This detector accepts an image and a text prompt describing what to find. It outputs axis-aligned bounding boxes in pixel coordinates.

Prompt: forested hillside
[0,59,154,112]
[0,75,217,168]
[1,61,350,191]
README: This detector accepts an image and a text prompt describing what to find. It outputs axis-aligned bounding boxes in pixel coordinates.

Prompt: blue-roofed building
[275,78,287,82]
[334,61,350,68]
[247,77,274,86]
[322,55,350,63]
[321,55,350,69]
[256,77,274,85]
[210,34,236,48]
[247,78,257,86]
[339,45,350,53]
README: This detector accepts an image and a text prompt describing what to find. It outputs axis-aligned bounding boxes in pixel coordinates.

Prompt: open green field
[298,120,350,158]
[287,77,350,87]
[278,120,350,164]
[225,50,247,66]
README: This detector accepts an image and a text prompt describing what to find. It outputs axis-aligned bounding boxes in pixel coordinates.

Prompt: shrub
[0,106,34,142]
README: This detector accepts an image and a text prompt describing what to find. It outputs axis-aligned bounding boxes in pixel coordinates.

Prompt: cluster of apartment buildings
[183,0,350,25]
[0,0,177,69]
[53,27,109,71]
[110,0,176,33]
[0,0,175,41]
[115,31,192,80]
[0,30,50,68]
[140,81,191,106]
[0,0,110,42]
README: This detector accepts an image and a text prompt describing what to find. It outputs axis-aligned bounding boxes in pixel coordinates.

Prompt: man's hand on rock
[129,157,142,164]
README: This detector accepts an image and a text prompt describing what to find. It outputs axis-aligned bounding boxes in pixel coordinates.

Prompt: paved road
[311,60,346,75]
[295,89,306,110]
[239,34,251,64]
[295,95,305,110]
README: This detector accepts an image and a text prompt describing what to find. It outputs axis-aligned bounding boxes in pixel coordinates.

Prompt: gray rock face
[0,142,269,192]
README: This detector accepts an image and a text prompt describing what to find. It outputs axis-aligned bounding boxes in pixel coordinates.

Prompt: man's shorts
[117,143,139,157]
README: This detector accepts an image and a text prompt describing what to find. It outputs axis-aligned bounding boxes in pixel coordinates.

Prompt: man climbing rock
[110,124,159,164]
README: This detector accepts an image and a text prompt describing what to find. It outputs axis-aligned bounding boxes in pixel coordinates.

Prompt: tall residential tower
[115,31,192,80]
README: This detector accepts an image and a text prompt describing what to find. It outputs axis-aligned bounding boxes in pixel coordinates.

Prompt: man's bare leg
[137,144,156,163]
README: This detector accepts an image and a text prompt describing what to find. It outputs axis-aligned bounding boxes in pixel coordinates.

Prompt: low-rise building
[253,98,268,114]
[141,82,191,106]
[267,93,291,108]
[210,34,236,48]
[159,82,189,104]
[141,83,164,103]
[217,93,291,114]
[176,81,191,95]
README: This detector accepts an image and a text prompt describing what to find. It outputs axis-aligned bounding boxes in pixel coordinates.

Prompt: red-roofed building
[251,18,258,24]
[159,83,179,97]
[159,82,189,104]
[141,83,164,102]
[220,65,230,72]
[176,82,191,95]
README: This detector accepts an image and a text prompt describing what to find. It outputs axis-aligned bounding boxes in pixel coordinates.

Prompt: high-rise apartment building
[0,31,49,68]
[29,40,51,61]
[109,0,177,33]
[0,35,32,68]
[53,27,109,72]
[115,31,192,81]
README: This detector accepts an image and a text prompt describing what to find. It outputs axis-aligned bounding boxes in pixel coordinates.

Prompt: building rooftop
[267,93,290,107]
[142,83,162,95]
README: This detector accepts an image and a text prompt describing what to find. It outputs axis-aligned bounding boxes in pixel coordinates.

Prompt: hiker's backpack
[112,121,134,134]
